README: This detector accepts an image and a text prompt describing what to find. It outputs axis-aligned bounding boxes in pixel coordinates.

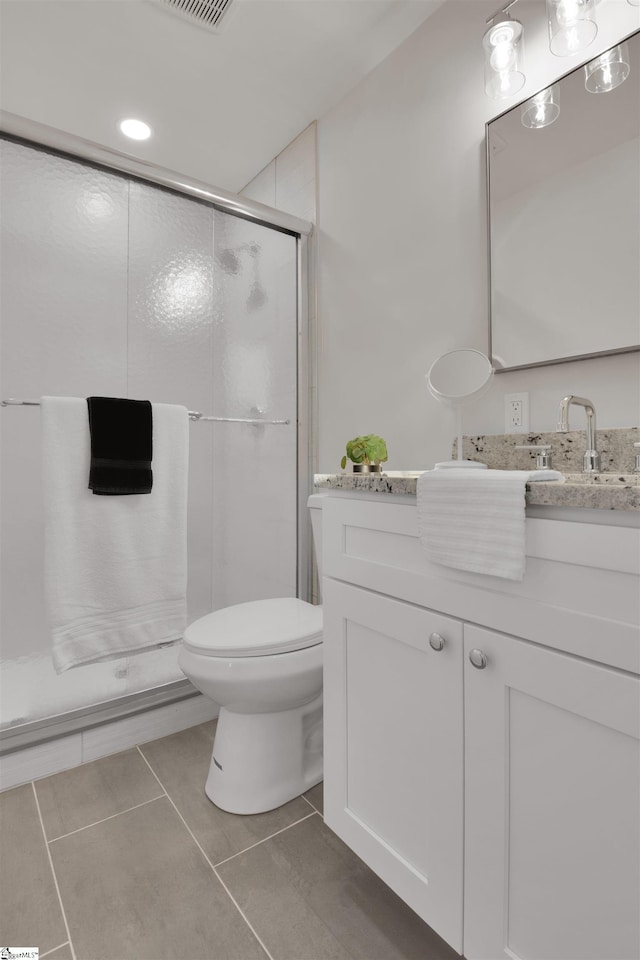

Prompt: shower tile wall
[0,138,298,727]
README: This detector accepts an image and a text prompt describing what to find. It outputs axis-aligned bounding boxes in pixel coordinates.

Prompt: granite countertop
[316,427,640,512]
[313,471,640,511]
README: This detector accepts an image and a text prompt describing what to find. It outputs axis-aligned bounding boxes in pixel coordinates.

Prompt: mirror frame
[486,30,640,374]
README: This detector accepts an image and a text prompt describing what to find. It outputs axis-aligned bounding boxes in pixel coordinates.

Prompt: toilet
[178,494,325,815]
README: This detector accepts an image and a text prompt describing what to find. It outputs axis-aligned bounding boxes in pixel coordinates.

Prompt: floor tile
[303,780,324,815]
[140,721,312,864]
[217,813,460,960]
[0,783,67,952]
[43,943,73,959]
[35,747,163,840]
[49,796,267,960]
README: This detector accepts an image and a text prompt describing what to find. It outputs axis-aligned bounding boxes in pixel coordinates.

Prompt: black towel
[87,397,153,495]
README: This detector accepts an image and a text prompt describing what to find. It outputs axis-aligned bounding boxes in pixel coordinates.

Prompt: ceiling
[0,0,444,193]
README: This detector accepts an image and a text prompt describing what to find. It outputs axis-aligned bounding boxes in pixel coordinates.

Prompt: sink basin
[380,471,640,485]
[382,471,425,478]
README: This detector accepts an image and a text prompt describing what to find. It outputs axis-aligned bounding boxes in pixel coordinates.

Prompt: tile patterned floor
[0,720,460,960]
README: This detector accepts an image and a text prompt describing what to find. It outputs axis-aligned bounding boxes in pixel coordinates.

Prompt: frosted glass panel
[0,139,300,727]
[211,212,298,607]
[128,182,215,630]
[0,139,130,724]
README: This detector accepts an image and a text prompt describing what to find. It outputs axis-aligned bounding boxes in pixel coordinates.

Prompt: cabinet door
[464,625,640,960]
[322,577,464,952]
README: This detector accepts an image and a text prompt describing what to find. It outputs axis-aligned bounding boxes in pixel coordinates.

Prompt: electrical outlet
[505,392,530,433]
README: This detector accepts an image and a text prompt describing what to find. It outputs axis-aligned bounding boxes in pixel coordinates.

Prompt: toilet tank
[307,494,326,590]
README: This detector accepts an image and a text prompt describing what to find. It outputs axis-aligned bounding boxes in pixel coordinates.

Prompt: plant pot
[352,463,382,473]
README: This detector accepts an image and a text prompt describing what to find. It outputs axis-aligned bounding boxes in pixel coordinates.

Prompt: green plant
[340,434,388,469]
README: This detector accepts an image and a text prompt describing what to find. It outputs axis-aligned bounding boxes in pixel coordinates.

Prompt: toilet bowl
[178,494,325,815]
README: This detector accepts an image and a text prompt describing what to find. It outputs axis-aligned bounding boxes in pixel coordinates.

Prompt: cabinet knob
[469,648,488,669]
[429,632,445,651]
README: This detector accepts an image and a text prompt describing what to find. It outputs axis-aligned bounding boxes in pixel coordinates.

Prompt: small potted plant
[340,434,388,473]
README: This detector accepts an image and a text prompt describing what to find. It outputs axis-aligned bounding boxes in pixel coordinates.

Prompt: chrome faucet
[556,395,601,473]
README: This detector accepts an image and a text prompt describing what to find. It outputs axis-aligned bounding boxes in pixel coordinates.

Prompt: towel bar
[1,398,290,425]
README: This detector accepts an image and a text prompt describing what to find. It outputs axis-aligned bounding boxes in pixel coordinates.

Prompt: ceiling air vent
[160,0,236,34]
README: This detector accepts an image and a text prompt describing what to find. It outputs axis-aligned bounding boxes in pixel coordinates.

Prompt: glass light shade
[547,0,597,57]
[521,84,561,128]
[483,16,525,100]
[584,43,631,92]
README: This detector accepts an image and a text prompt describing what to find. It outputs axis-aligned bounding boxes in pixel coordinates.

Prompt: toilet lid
[182,598,323,658]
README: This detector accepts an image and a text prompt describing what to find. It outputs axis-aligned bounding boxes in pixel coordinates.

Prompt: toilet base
[205,694,323,815]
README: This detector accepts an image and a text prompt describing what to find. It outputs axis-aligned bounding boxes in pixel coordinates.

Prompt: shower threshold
[0,679,199,755]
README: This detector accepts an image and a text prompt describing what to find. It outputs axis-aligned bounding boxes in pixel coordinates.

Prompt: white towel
[416,468,564,581]
[42,396,189,672]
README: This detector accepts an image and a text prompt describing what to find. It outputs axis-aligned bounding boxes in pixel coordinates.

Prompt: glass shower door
[211,210,298,609]
[0,136,301,730]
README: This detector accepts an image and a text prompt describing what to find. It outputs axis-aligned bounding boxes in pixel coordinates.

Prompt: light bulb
[535,100,549,123]
[556,0,580,25]
[490,40,516,72]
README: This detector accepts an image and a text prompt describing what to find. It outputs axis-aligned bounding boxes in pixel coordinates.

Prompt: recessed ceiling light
[119,118,152,141]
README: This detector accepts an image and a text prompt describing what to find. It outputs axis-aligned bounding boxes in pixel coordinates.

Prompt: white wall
[316,0,640,472]
[242,122,317,223]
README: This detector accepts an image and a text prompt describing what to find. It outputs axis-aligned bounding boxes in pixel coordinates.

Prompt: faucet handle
[515,444,553,470]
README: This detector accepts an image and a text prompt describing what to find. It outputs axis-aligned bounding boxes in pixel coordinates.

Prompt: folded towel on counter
[416,468,564,581]
[87,396,153,495]
[42,396,189,672]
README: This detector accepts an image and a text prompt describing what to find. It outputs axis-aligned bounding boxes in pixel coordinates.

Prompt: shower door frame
[0,110,315,754]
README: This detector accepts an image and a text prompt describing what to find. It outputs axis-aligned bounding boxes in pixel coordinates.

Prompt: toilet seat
[182,598,323,658]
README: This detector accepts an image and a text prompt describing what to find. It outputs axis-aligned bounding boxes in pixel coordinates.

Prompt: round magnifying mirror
[425,349,493,467]
[426,348,493,404]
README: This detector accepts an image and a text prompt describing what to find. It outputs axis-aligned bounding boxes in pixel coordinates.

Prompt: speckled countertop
[315,427,640,512]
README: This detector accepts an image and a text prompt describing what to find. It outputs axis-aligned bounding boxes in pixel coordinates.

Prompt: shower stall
[0,117,313,752]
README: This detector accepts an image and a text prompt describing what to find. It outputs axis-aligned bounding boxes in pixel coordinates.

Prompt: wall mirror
[487,30,640,372]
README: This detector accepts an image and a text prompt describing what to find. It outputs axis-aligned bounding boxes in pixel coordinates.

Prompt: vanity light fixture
[119,118,152,141]
[546,0,598,57]
[521,83,560,128]
[483,0,526,100]
[584,42,631,92]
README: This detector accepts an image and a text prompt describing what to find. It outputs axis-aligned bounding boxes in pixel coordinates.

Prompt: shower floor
[0,720,458,960]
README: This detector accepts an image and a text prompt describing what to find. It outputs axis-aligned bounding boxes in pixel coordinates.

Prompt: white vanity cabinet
[320,493,640,960]
[322,577,464,952]
[464,624,640,960]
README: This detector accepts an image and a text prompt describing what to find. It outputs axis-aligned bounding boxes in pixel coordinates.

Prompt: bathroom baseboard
[0,694,218,792]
